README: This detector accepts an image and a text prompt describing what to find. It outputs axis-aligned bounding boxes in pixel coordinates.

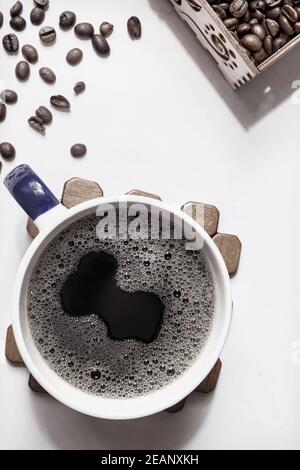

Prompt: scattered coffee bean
[59,11,76,30]
[91,34,110,56]
[50,95,70,110]
[294,21,300,32]
[10,1,23,17]
[39,67,56,84]
[0,142,15,160]
[34,0,49,8]
[36,105,52,124]
[74,81,85,95]
[22,44,38,63]
[66,48,83,65]
[70,143,87,157]
[0,12,3,29]
[74,22,94,39]
[0,103,6,122]
[39,26,56,44]
[2,33,19,53]
[28,116,45,135]
[30,7,45,25]
[127,16,142,39]
[1,90,18,104]
[241,33,262,51]
[273,35,288,50]
[100,22,114,37]
[15,61,30,80]
[213,5,227,20]
[10,16,26,31]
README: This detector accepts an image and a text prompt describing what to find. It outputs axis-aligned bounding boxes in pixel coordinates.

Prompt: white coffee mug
[4,164,232,420]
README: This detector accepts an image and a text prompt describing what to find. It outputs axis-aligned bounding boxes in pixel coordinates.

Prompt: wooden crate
[169,0,300,89]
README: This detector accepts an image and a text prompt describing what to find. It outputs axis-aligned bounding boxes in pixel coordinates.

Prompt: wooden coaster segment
[5,325,24,365]
[126,189,162,201]
[27,177,104,239]
[181,201,242,275]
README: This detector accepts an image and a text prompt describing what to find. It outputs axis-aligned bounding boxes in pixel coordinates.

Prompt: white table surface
[0,0,299,451]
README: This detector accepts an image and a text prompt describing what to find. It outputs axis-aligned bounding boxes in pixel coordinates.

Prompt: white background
[0,0,299,450]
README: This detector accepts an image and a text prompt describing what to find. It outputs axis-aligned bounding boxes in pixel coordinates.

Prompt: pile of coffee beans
[208,0,300,64]
[0,1,142,162]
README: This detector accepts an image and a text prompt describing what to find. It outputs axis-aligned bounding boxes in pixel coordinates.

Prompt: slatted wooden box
[169,0,300,89]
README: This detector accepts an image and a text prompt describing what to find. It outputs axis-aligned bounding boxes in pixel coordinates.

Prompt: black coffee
[27,213,215,399]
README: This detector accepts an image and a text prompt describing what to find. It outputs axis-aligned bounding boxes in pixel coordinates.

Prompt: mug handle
[4,164,66,231]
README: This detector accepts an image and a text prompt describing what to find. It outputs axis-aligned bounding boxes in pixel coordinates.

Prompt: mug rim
[12,195,232,419]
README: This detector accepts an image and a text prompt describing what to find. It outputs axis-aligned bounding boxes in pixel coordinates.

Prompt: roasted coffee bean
[253,47,268,62]
[2,33,19,53]
[282,4,298,22]
[224,17,239,29]
[36,105,52,124]
[252,0,265,10]
[266,7,281,19]
[294,21,300,32]
[295,6,300,17]
[127,16,142,39]
[0,103,6,122]
[28,116,45,135]
[0,142,15,160]
[15,61,30,80]
[91,34,110,56]
[265,0,282,7]
[59,11,76,30]
[10,16,26,31]
[229,0,248,18]
[1,90,18,104]
[74,22,94,38]
[10,1,23,17]
[39,26,56,44]
[241,33,262,50]
[237,22,251,35]
[66,48,83,65]
[266,18,280,36]
[70,144,87,158]
[279,14,294,34]
[39,67,56,84]
[240,45,252,57]
[212,5,227,19]
[264,34,273,53]
[273,35,288,49]
[219,3,230,11]
[252,9,264,20]
[50,95,70,110]
[74,81,85,95]
[251,23,267,40]
[0,12,3,28]
[244,10,251,22]
[30,7,45,25]
[100,22,114,37]
[22,44,38,63]
[249,18,259,24]
[34,0,49,8]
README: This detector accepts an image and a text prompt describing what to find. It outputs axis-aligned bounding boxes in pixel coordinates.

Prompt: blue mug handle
[4,164,61,224]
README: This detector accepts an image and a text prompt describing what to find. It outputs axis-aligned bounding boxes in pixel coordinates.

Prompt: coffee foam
[27,214,215,399]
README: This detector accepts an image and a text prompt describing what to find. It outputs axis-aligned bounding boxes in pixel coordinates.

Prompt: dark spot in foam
[60,252,165,343]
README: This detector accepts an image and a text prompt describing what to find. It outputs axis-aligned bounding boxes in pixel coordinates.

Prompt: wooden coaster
[27,178,104,239]
[5,325,24,365]
[126,189,162,201]
[5,180,241,414]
